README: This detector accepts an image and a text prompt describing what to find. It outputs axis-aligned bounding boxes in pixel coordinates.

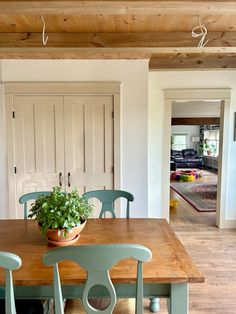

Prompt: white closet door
[12,96,64,218]
[64,96,114,217]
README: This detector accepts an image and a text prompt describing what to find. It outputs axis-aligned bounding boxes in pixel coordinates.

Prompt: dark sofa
[171,149,203,169]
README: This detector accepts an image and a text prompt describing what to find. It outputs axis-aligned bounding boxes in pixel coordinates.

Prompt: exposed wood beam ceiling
[0,1,236,69]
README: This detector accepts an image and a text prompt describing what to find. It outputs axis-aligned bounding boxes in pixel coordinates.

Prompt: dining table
[0,218,204,313]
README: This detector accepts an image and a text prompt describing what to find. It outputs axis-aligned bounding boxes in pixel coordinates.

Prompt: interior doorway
[169,101,220,227]
[163,89,231,228]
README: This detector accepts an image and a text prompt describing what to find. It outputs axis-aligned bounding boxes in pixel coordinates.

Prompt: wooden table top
[0,218,204,286]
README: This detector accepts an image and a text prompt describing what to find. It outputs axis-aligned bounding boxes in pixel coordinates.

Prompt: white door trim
[164,88,231,228]
[4,81,120,95]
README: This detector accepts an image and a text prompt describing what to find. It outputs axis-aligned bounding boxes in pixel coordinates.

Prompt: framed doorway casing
[164,88,231,228]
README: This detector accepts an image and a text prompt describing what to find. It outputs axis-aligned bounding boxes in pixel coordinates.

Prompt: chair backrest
[19,191,51,220]
[182,149,197,158]
[82,190,134,218]
[43,244,152,314]
[0,252,22,314]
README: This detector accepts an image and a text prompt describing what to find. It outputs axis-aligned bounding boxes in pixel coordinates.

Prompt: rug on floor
[170,182,217,212]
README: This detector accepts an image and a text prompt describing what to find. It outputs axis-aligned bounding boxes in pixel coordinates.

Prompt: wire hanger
[41,16,48,46]
[192,17,209,48]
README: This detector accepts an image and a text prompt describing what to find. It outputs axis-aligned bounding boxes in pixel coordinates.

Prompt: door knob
[68,172,71,187]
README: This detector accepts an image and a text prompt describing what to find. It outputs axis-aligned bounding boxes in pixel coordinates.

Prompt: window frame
[171,133,188,151]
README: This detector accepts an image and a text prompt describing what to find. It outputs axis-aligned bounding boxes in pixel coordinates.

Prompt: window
[171,134,187,150]
[203,130,220,157]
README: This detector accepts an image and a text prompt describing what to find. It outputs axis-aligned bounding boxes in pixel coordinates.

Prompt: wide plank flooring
[169,189,236,314]
[65,183,236,313]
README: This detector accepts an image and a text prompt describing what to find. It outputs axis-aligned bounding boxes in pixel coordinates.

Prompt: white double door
[8,95,114,218]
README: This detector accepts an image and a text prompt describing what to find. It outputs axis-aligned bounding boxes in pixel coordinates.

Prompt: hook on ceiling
[192,16,209,48]
[41,16,48,46]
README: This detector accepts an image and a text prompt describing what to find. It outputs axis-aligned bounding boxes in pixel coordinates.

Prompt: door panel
[8,94,115,219]
[64,96,114,217]
[13,96,64,218]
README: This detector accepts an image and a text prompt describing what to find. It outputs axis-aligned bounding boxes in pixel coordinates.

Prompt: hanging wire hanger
[41,16,48,46]
[192,16,209,48]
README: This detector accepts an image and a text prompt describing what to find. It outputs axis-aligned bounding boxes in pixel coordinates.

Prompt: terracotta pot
[45,220,87,246]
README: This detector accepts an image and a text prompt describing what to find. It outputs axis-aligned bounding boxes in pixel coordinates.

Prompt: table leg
[149,298,160,312]
[169,283,188,314]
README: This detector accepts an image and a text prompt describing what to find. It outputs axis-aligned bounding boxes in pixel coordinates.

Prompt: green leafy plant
[204,138,216,156]
[28,187,93,236]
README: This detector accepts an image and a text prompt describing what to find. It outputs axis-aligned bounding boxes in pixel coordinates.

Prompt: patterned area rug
[170,182,217,212]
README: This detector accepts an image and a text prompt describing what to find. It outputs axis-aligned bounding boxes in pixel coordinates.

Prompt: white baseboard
[219,219,236,229]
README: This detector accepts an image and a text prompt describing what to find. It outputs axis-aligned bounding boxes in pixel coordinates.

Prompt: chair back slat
[43,244,152,314]
[19,191,51,219]
[82,190,134,218]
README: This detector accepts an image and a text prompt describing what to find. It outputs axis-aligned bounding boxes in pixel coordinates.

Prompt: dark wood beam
[172,117,220,125]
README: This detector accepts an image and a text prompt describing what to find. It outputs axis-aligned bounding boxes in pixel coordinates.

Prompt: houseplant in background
[204,138,216,156]
[28,187,93,246]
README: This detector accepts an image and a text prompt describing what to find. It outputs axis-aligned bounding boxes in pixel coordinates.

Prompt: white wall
[172,100,221,117]
[149,71,236,226]
[0,59,149,218]
[171,125,200,149]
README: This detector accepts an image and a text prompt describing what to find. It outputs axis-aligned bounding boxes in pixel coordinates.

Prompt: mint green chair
[19,191,51,220]
[0,252,44,314]
[43,244,152,314]
[19,191,52,313]
[82,190,134,218]
[0,252,21,314]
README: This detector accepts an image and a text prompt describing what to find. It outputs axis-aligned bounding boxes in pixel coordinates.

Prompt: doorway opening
[170,100,220,228]
[163,89,231,229]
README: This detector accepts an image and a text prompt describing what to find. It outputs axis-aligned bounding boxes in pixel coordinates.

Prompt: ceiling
[1,1,236,69]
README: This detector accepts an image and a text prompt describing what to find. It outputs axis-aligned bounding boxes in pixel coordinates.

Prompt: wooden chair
[0,252,44,314]
[19,191,51,220]
[82,190,134,218]
[43,244,152,314]
[0,251,21,314]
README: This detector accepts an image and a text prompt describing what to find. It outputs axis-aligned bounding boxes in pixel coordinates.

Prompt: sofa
[171,149,203,169]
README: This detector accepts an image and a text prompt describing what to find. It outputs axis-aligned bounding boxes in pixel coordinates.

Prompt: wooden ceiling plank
[1,14,236,33]
[150,54,236,69]
[1,47,236,60]
[1,1,236,15]
[1,32,236,48]
[1,47,236,55]
[0,47,153,59]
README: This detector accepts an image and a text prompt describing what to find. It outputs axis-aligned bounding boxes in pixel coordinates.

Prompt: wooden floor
[169,190,236,314]
[65,174,236,313]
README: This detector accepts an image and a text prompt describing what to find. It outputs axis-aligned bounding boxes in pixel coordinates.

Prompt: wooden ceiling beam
[0,47,153,59]
[172,117,220,125]
[1,47,236,59]
[150,54,236,69]
[1,32,236,48]
[1,1,236,15]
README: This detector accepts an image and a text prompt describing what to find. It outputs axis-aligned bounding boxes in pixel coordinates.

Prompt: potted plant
[28,187,93,246]
[204,138,217,156]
